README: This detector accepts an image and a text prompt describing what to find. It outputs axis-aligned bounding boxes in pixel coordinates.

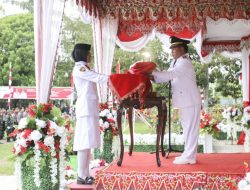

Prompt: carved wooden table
[116,96,167,167]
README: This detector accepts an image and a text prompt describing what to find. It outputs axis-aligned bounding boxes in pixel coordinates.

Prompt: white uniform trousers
[77,149,91,178]
[179,104,201,160]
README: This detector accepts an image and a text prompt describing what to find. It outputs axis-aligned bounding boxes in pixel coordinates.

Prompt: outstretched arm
[152,61,191,83]
[73,65,108,84]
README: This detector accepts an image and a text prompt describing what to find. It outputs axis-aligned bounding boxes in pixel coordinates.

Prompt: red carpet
[95,152,250,190]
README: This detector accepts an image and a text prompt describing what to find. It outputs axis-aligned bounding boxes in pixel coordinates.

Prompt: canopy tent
[75,0,250,104]
[33,0,250,104]
[0,86,73,100]
[73,0,250,144]
[33,1,250,144]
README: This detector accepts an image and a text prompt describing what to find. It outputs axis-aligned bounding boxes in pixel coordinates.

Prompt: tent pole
[165,82,182,158]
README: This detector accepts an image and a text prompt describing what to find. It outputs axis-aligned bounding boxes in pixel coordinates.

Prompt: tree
[53,16,93,86]
[193,52,242,107]
[208,54,242,103]
[0,13,35,86]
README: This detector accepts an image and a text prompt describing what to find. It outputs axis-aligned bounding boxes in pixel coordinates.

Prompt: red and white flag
[7,62,12,110]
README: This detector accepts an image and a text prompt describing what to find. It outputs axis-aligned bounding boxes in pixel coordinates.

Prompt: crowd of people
[0,107,28,142]
[0,104,75,142]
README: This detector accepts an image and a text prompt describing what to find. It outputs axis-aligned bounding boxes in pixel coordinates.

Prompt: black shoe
[88,176,95,181]
[77,176,94,185]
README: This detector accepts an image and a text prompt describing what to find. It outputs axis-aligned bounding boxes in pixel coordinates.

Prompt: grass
[123,120,156,134]
[68,155,77,172]
[0,142,15,175]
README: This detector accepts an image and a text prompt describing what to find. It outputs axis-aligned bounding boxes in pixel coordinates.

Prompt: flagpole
[7,62,12,110]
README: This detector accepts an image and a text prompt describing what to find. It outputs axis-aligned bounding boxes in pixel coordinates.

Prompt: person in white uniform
[150,36,201,165]
[72,43,108,184]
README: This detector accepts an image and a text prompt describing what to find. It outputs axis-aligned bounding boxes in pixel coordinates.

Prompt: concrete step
[213,140,245,153]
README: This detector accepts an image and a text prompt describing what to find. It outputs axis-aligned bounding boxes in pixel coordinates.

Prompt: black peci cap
[72,43,91,62]
[169,36,190,49]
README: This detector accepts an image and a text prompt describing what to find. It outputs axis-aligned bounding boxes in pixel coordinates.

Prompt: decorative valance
[76,0,250,36]
[201,41,241,57]
[241,35,250,50]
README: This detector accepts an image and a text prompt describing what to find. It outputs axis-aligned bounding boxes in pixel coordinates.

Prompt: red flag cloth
[237,131,245,145]
[108,74,152,103]
[238,100,250,144]
[128,61,156,75]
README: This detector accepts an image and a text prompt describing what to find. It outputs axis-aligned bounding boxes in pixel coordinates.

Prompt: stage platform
[93,152,249,190]
[68,167,102,190]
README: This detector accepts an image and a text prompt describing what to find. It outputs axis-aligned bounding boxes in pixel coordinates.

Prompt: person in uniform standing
[150,36,201,164]
[0,109,6,140]
[72,43,108,184]
[5,110,15,142]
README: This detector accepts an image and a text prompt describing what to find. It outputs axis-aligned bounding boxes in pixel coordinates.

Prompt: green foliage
[36,104,54,120]
[51,106,62,118]
[102,132,114,163]
[136,108,158,128]
[242,120,250,129]
[26,118,36,129]
[94,131,115,163]
[0,13,35,86]
[94,132,115,163]
[94,148,102,160]
[194,61,208,90]
[208,54,242,102]
[21,158,59,190]
[55,116,65,127]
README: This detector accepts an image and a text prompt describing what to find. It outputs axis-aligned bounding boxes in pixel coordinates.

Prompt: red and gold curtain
[76,0,250,39]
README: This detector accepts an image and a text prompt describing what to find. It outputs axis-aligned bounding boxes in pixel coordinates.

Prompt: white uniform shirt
[152,54,201,108]
[73,61,108,117]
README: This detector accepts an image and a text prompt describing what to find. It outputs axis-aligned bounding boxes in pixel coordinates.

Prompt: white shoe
[173,158,196,165]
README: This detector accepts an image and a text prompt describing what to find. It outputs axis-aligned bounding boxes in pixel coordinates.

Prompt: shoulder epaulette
[79,67,86,72]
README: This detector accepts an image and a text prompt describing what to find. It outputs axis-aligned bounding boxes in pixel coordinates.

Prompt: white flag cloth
[34,0,66,103]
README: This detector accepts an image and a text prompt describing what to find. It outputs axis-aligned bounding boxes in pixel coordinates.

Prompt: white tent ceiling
[205,18,250,41]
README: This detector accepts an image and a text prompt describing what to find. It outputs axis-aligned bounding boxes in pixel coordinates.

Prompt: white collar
[75,61,88,66]
[176,53,189,60]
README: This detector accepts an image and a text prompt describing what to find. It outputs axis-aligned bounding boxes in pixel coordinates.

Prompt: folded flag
[108,73,152,103]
